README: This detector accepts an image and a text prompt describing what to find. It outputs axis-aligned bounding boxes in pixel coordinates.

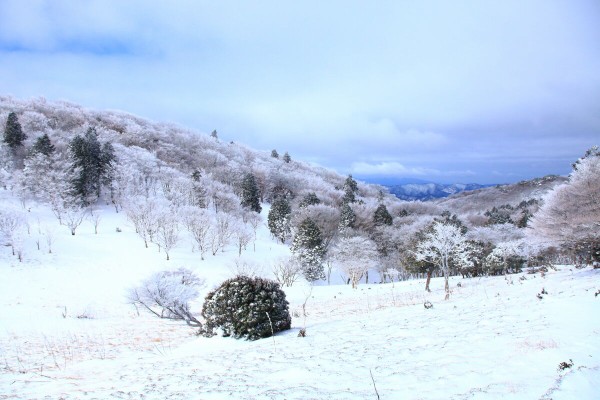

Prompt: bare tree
[180,206,212,260]
[272,256,303,287]
[44,224,57,254]
[89,208,102,234]
[155,212,180,261]
[0,209,25,256]
[233,222,253,256]
[211,213,233,255]
[63,206,87,235]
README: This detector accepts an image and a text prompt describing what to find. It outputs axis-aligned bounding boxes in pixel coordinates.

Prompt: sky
[1,0,599,184]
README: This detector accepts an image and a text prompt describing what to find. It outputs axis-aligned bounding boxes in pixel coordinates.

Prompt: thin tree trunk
[425,270,432,292]
[444,273,450,300]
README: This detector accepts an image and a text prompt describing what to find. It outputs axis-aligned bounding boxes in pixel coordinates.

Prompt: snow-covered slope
[0,191,598,399]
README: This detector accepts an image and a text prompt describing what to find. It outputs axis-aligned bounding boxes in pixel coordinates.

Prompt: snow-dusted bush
[201,276,291,340]
[128,268,205,326]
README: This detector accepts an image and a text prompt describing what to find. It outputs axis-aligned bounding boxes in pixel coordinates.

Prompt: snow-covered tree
[232,221,253,256]
[128,268,205,326]
[31,133,55,156]
[373,203,393,226]
[298,192,321,208]
[0,209,26,256]
[63,205,87,235]
[331,235,379,288]
[529,147,600,266]
[291,218,326,282]
[485,240,525,275]
[339,202,356,231]
[180,206,212,260]
[268,197,291,243]
[415,221,472,299]
[342,174,358,204]
[155,211,180,260]
[240,172,262,213]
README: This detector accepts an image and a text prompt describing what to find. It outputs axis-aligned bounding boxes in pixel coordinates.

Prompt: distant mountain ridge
[385,182,494,201]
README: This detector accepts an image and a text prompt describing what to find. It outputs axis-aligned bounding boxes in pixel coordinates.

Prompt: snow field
[0,198,599,399]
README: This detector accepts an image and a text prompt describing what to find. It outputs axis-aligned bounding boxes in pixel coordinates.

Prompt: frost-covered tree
[271,149,279,159]
[155,211,180,260]
[415,221,472,299]
[128,268,205,326]
[240,172,262,213]
[373,203,393,226]
[268,197,291,243]
[211,213,234,255]
[3,112,26,149]
[0,209,26,256]
[339,202,356,231]
[291,218,326,282]
[331,235,379,288]
[232,221,253,256]
[63,205,87,235]
[529,147,600,266]
[180,206,212,260]
[485,240,525,275]
[342,174,358,204]
[282,151,291,163]
[298,192,321,208]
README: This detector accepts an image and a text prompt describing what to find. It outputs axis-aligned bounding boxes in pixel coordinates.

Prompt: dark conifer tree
[69,127,115,205]
[339,202,356,231]
[271,149,279,159]
[240,173,262,213]
[282,151,291,163]
[3,112,26,149]
[342,174,358,204]
[373,204,393,226]
[299,192,321,208]
[31,133,55,156]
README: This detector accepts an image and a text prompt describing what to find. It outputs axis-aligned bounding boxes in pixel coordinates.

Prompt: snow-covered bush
[127,268,205,326]
[201,276,291,340]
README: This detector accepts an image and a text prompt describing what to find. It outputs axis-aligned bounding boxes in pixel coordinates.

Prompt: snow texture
[0,192,599,399]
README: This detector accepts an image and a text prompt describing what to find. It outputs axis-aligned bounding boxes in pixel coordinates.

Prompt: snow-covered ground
[1,194,599,399]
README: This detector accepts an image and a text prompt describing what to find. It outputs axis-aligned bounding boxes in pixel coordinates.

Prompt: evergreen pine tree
[31,133,55,156]
[268,197,291,243]
[3,112,26,149]
[271,149,279,159]
[291,218,326,282]
[342,174,358,203]
[69,127,115,205]
[282,151,291,163]
[339,202,356,231]
[373,203,393,226]
[240,173,262,213]
[299,192,321,208]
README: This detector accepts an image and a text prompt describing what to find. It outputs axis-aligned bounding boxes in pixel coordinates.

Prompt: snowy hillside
[1,190,599,399]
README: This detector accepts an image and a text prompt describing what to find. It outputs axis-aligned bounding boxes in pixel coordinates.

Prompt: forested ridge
[1,96,598,294]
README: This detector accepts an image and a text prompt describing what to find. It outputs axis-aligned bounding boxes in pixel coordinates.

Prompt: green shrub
[201,275,291,340]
